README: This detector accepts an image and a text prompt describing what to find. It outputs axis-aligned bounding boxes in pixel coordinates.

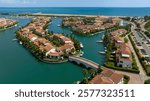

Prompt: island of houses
[61,16,127,35]
[16,17,80,63]
[0,18,17,31]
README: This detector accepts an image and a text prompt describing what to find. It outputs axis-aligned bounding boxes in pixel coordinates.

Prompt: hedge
[104,62,140,74]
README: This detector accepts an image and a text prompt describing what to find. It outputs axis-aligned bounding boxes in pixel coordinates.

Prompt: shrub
[144,79,150,84]
[104,62,140,74]
[124,75,130,84]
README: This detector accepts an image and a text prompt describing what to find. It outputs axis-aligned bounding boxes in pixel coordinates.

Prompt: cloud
[0,0,32,4]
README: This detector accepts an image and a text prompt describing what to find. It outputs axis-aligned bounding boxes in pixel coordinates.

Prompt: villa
[116,43,132,68]
[90,69,124,84]
[111,29,132,68]
[112,17,123,25]
[53,34,73,44]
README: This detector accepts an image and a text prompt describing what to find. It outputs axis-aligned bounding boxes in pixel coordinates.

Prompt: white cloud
[0,0,32,4]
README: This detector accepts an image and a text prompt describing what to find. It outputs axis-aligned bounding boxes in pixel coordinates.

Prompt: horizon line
[0,6,150,8]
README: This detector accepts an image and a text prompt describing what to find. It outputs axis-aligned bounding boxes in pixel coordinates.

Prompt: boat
[12,39,18,41]
[76,81,80,84]
[80,51,84,56]
[57,24,61,27]
[96,40,103,43]
[19,41,22,45]
[98,51,106,54]
[102,35,105,40]
[80,43,84,48]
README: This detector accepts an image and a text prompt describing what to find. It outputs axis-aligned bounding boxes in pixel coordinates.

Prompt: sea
[0,7,150,84]
[1,7,150,16]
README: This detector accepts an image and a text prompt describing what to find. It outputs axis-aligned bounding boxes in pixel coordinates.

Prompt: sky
[0,0,150,7]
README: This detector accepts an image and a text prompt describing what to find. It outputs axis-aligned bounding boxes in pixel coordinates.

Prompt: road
[125,22,150,83]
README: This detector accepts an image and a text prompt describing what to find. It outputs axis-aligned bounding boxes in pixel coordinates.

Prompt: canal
[0,17,105,84]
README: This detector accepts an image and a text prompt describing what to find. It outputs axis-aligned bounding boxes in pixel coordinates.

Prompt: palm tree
[82,69,88,78]
[82,77,89,84]
[88,69,96,79]
[97,66,103,74]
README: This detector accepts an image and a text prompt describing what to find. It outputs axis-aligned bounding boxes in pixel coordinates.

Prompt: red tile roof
[90,69,123,84]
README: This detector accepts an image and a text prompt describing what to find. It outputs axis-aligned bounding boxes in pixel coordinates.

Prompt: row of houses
[62,16,125,35]
[111,29,132,68]
[18,17,75,60]
[0,18,16,28]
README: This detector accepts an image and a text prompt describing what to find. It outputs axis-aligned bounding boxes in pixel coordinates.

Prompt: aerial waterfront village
[16,17,80,63]
[1,14,150,84]
[61,16,125,35]
[0,18,17,31]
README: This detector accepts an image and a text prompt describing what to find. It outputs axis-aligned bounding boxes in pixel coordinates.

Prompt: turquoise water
[1,7,148,84]
[1,7,150,16]
[0,17,105,84]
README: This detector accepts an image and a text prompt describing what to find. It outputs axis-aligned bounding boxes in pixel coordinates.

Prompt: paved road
[125,22,150,83]
[126,35,146,75]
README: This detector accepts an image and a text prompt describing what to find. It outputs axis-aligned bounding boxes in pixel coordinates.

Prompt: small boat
[98,51,106,54]
[57,24,61,27]
[102,35,105,40]
[19,41,22,45]
[12,38,17,40]
[80,51,84,56]
[76,81,80,84]
[96,40,103,43]
[80,43,84,48]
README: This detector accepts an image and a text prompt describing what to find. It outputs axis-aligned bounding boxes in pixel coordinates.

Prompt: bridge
[68,56,100,71]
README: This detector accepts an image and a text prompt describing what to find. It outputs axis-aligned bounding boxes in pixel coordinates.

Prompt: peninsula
[0,18,17,31]
[16,17,81,63]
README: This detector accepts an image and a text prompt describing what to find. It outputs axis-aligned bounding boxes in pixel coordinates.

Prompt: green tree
[88,69,96,78]
[144,79,150,84]
[103,34,111,45]
[124,37,128,43]
[97,66,103,74]
[82,69,88,78]
[82,77,89,84]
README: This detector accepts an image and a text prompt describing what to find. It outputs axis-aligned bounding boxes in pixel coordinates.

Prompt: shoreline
[19,13,128,18]
[0,24,17,31]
